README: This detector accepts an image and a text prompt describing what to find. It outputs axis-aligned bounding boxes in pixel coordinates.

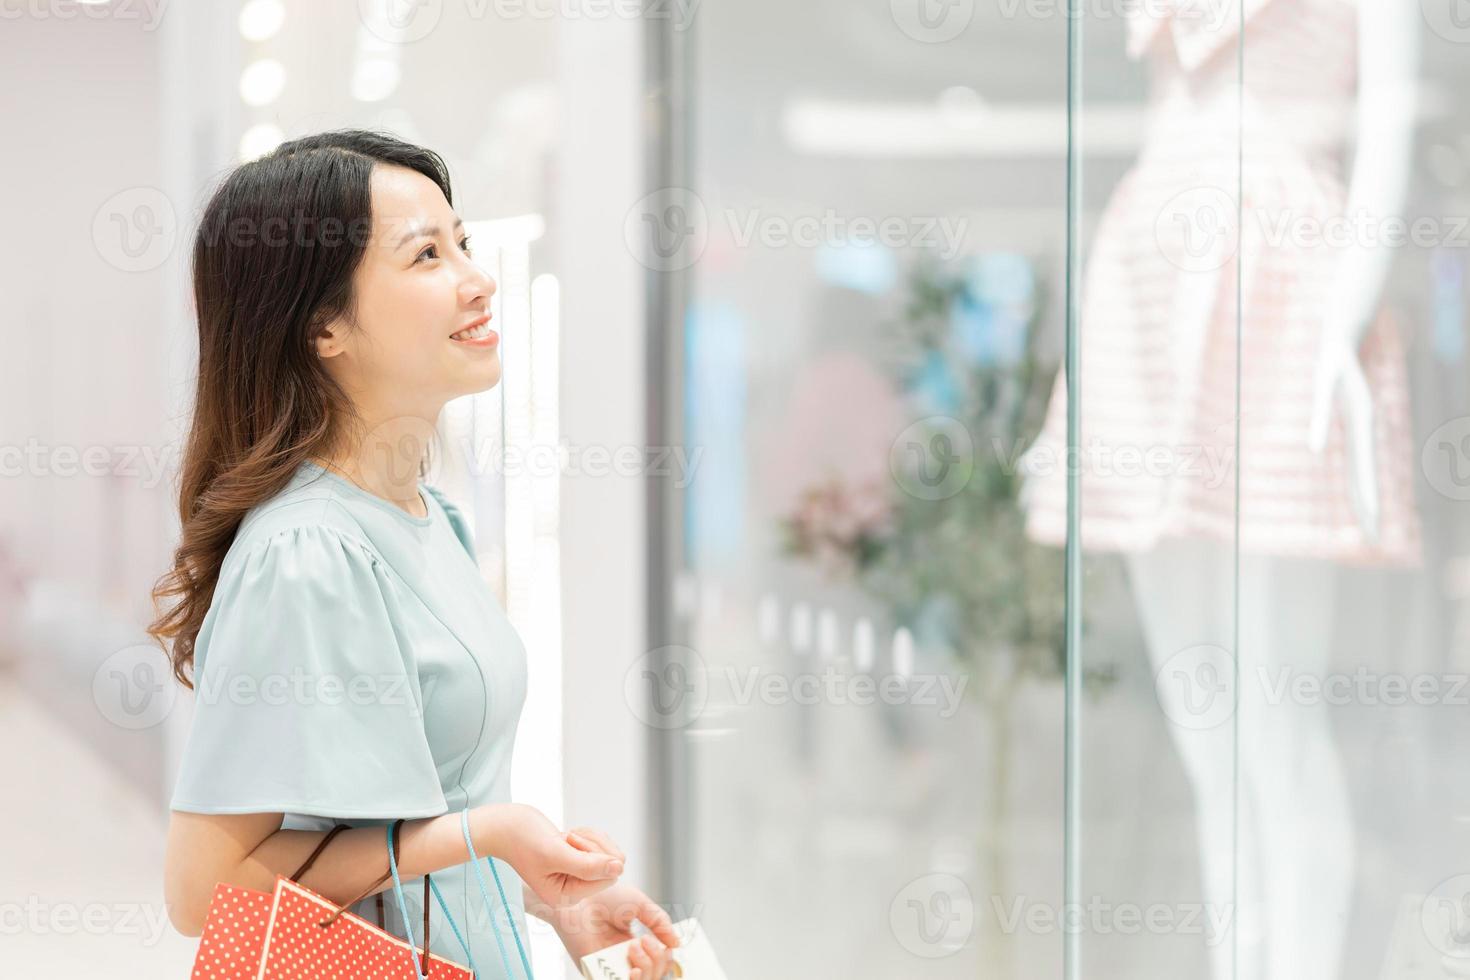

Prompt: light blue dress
[169,459,533,976]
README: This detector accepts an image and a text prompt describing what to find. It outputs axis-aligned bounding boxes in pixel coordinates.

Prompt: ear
[312,314,348,360]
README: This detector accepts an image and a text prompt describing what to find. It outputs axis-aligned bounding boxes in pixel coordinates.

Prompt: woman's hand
[482,804,624,908]
[534,881,681,980]
[524,828,680,978]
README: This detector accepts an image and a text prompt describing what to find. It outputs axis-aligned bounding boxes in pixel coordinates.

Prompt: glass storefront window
[648,3,1470,978]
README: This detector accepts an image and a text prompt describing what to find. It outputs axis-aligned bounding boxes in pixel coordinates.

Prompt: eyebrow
[395,216,465,250]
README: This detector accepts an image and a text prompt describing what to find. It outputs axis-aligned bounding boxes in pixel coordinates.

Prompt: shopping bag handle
[290,822,352,881]
[312,819,424,933]
[293,818,494,978]
[287,822,412,936]
[293,813,534,980]
[459,808,535,980]
[275,818,459,976]
[387,818,486,979]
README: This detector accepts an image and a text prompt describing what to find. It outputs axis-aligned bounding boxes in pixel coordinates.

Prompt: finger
[554,838,624,881]
[628,940,653,975]
[637,900,679,947]
[565,832,616,865]
[564,831,608,856]
[567,826,625,863]
[641,933,671,973]
[557,876,617,906]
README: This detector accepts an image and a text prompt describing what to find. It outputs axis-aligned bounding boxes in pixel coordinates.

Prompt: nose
[459,256,496,310]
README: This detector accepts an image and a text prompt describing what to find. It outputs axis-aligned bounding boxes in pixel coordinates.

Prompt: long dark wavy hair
[148,129,452,689]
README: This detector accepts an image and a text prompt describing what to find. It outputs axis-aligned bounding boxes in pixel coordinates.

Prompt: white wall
[552,9,650,925]
[0,14,169,620]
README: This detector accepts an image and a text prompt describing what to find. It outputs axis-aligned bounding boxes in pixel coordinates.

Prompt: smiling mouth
[450,313,497,345]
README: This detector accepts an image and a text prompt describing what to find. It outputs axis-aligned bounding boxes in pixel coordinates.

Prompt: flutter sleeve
[168,524,449,819]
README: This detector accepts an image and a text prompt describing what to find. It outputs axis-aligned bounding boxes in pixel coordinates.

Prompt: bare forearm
[190,805,525,931]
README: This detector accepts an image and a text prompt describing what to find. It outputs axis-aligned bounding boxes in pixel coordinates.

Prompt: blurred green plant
[779,251,1104,689]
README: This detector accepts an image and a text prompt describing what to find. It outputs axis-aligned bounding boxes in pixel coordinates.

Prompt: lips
[450,312,498,345]
[452,313,492,337]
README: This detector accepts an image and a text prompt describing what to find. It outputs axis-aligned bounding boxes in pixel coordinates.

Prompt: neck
[313,408,441,507]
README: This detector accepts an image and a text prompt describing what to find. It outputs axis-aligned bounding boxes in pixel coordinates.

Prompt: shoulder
[422,484,476,560]
[224,477,384,577]
[202,490,391,654]
[197,508,397,679]
[421,483,461,523]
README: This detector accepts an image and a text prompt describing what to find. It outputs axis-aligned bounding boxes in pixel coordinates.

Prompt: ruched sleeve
[168,524,450,819]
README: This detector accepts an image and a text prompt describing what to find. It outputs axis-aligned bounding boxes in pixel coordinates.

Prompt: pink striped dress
[1021,0,1423,567]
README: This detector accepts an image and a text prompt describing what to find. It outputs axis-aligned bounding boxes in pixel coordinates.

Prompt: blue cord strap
[385,821,430,980]
[461,808,535,980]
[428,874,478,975]
[384,814,536,980]
[386,820,481,979]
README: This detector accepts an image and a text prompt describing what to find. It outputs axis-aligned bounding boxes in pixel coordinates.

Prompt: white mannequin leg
[1127,538,1354,980]
[1125,535,1259,980]
[1237,551,1351,980]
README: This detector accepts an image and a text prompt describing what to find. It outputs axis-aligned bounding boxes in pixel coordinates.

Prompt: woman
[151,129,677,979]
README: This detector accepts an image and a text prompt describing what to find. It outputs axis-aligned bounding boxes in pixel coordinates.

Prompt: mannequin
[1021,1,1423,977]
[1131,7,1419,977]
[1307,0,1420,539]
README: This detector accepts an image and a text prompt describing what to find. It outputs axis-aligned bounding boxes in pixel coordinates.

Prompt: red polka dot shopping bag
[190,814,533,979]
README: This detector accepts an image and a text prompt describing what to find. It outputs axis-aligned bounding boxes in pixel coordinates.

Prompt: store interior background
[4,1,1470,977]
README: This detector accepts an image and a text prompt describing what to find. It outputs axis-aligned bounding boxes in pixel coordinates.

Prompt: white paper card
[578,918,729,980]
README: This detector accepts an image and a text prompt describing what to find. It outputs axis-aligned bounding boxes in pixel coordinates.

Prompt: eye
[414,237,474,264]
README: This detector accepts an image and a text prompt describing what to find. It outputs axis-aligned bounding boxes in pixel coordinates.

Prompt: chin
[464,362,502,395]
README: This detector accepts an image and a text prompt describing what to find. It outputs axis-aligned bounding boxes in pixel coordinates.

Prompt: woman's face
[314,164,500,425]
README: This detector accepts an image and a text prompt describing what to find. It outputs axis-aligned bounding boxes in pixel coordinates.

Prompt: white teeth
[452,321,491,341]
